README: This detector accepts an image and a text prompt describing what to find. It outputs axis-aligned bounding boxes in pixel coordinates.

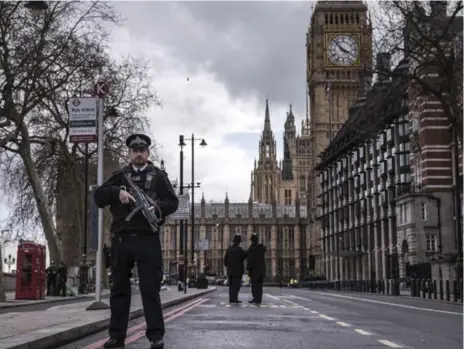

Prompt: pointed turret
[263,98,271,132]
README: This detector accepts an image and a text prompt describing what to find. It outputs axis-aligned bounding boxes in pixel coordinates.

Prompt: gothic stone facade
[161,196,310,281]
[250,100,311,207]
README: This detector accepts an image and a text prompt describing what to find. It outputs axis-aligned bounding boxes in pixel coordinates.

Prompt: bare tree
[371,1,463,142]
[0,2,159,267]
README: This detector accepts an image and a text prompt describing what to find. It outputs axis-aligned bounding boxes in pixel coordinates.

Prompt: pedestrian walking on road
[94,133,179,349]
[56,261,67,297]
[45,261,57,296]
[224,234,247,304]
[247,233,266,304]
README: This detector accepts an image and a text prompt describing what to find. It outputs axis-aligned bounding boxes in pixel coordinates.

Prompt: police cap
[250,233,258,243]
[125,133,151,149]
[233,234,241,243]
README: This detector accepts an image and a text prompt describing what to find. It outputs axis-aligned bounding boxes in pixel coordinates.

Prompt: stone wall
[3,273,16,292]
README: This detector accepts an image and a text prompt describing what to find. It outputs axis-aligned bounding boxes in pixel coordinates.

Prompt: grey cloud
[114,1,310,118]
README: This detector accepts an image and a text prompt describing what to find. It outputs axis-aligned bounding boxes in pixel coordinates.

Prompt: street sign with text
[68,97,98,143]
[170,194,190,220]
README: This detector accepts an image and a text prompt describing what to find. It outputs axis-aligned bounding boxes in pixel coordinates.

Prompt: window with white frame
[421,202,427,221]
[426,234,437,252]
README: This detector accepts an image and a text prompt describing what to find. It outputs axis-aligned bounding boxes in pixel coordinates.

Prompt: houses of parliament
[161,1,372,281]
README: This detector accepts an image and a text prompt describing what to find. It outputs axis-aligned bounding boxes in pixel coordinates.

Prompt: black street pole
[179,135,187,293]
[191,134,195,265]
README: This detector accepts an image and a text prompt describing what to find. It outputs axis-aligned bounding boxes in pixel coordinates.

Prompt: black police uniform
[94,133,179,349]
[247,234,267,304]
[224,234,246,303]
[45,262,57,296]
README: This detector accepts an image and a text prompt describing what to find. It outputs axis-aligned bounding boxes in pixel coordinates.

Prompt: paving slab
[0,287,216,349]
[0,290,110,310]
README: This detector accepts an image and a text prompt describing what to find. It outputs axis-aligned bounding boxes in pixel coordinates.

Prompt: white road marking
[284,294,312,301]
[319,314,335,320]
[336,321,351,327]
[281,299,300,306]
[313,292,463,315]
[268,314,320,319]
[354,329,372,335]
[378,339,403,348]
[310,310,319,314]
[265,293,280,301]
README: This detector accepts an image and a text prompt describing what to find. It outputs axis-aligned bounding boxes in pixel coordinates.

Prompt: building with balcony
[161,194,310,281]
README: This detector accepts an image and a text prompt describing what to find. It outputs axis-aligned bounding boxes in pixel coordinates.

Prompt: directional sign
[170,194,190,220]
[94,81,109,98]
[68,97,98,143]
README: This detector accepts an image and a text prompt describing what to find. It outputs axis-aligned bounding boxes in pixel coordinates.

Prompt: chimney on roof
[430,1,447,17]
[358,69,371,97]
[376,52,391,82]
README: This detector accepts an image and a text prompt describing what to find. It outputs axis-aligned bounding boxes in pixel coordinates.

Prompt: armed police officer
[94,133,179,349]
[247,233,266,304]
[224,234,246,304]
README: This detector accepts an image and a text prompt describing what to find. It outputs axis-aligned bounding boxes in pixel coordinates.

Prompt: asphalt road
[59,286,462,349]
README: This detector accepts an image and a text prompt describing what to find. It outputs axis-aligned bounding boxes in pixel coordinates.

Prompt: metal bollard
[439,279,444,300]
[433,280,437,300]
[446,280,450,301]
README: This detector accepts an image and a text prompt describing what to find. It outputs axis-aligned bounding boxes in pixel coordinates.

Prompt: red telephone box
[15,242,46,300]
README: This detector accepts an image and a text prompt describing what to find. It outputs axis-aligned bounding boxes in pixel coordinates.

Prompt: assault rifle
[122,172,162,232]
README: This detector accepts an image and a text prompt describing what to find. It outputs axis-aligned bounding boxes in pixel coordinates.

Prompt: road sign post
[170,194,190,220]
[68,97,98,143]
[87,80,110,311]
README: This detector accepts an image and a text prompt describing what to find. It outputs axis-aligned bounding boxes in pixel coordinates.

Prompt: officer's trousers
[251,276,263,303]
[228,276,242,301]
[110,233,164,342]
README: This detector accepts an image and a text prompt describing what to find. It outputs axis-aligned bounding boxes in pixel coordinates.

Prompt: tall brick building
[316,1,463,281]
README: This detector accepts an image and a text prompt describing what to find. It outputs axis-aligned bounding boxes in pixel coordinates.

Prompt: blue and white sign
[68,97,98,143]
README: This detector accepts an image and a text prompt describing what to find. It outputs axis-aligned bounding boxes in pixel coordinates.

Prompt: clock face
[327,34,359,66]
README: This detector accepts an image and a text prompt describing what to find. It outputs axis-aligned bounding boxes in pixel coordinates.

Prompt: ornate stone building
[306,1,373,275]
[161,196,310,281]
[250,100,311,206]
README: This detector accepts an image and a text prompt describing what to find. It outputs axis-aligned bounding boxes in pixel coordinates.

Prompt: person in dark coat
[224,234,246,304]
[94,133,179,349]
[247,233,266,304]
[45,261,57,296]
[57,261,67,297]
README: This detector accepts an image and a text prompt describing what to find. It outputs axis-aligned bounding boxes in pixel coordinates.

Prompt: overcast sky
[0,1,314,230]
[109,1,313,202]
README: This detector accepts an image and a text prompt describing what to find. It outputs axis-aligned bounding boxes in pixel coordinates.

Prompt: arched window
[300,175,306,193]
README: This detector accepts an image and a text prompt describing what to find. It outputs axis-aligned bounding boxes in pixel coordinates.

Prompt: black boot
[103,338,125,348]
[150,339,164,349]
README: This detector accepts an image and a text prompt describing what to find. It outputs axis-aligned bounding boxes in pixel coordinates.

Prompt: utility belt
[111,228,158,239]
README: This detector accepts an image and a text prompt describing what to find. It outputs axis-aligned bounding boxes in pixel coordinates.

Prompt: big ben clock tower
[306,1,372,275]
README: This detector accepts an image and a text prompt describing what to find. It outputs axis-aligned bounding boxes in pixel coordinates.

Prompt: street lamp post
[185,134,207,265]
[4,254,15,273]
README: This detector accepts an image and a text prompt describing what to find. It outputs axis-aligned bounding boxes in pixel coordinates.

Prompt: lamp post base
[86,300,109,311]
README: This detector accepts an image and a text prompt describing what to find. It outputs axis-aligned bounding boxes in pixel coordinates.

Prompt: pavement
[0,286,216,349]
[0,290,111,314]
[58,286,463,349]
